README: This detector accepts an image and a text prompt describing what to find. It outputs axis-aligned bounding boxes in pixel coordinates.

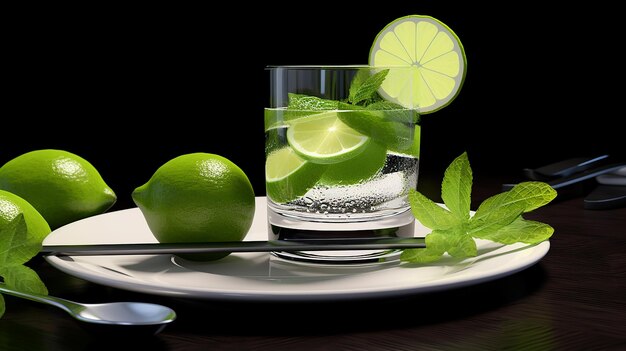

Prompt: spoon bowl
[0,283,176,335]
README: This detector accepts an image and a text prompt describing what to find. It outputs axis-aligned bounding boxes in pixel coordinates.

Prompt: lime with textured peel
[369,15,466,113]
[0,149,117,229]
[319,140,387,186]
[0,190,51,253]
[286,111,371,164]
[132,153,255,261]
[265,147,327,203]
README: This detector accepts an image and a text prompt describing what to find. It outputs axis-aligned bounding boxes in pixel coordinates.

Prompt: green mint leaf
[405,152,557,265]
[349,69,389,105]
[287,93,338,110]
[0,214,41,266]
[364,101,405,110]
[446,227,477,258]
[336,101,363,111]
[0,265,48,296]
[474,216,554,245]
[348,69,370,103]
[469,182,556,237]
[401,230,449,263]
[506,181,558,212]
[365,101,420,124]
[401,227,475,263]
[408,189,460,230]
[441,152,472,222]
[337,101,416,125]
[336,102,415,150]
[1,264,48,318]
[400,248,442,263]
[0,214,48,319]
[468,191,524,236]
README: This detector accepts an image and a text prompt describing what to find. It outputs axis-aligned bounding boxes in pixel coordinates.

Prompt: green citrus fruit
[369,15,467,113]
[265,146,327,203]
[0,189,51,258]
[286,111,371,164]
[132,153,255,261]
[0,149,117,229]
[319,141,387,185]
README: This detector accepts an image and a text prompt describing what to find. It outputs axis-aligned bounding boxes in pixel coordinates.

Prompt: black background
[3,2,624,210]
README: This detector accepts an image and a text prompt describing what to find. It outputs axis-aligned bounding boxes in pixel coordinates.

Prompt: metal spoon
[0,283,176,335]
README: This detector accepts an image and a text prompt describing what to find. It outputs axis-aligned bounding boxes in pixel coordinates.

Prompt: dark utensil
[584,185,626,210]
[522,155,610,181]
[503,162,626,191]
[41,237,426,257]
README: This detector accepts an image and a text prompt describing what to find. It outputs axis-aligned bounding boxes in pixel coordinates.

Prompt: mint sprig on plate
[402,152,557,263]
[0,214,48,318]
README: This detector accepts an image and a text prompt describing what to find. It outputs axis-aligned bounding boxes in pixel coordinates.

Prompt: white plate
[43,197,550,302]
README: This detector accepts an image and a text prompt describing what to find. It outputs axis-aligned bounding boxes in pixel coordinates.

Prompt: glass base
[267,207,415,264]
[270,248,404,265]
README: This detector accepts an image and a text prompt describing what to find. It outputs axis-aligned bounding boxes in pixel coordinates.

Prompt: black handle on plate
[41,237,427,256]
[503,162,626,191]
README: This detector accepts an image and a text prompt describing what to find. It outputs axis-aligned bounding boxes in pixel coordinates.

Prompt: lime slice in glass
[320,141,387,186]
[286,111,371,164]
[369,15,466,113]
[265,147,326,203]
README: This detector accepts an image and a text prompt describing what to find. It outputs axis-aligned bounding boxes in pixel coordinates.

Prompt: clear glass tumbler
[265,65,420,264]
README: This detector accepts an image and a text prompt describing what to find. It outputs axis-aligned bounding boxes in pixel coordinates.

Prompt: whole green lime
[0,149,117,229]
[0,189,51,257]
[132,153,256,261]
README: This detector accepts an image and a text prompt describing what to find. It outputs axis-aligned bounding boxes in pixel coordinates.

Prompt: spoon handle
[0,283,78,312]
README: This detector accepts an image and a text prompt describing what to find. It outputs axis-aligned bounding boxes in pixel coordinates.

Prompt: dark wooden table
[1,175,625,351]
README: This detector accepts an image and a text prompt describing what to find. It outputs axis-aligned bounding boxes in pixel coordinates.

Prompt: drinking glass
[265,65,419,264]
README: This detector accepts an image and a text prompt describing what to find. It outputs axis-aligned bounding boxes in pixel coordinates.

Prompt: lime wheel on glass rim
[369,15,467,113]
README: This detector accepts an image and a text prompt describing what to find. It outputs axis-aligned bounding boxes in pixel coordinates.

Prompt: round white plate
[43,197,550,302]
